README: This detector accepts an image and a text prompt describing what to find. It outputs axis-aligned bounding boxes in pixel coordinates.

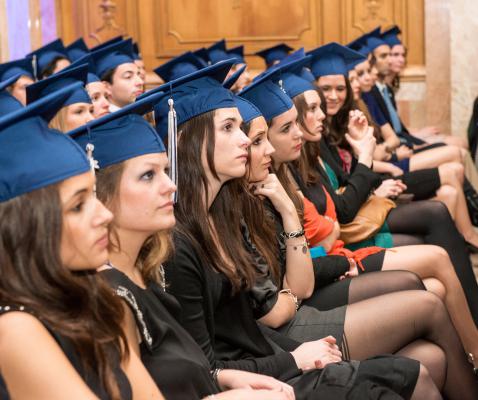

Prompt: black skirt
[298,355,420,400]
[400,168,441,201]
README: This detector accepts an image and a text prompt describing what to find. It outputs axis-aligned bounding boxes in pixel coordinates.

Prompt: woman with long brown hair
[0,85,162,399]
[158,60,453,398]
[70,89,295,400]
[240,63,478,397]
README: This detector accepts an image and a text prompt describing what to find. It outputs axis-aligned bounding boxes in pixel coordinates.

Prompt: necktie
[380,85,402,134]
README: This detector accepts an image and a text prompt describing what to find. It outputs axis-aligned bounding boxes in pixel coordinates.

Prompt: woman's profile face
[390,44,406,74]
[206,107,251,183]
[63,103,95,131]
[10,75,34,105]
[355,60,373,93]
[317,74,347,117]
[114,153,176,237]
[348,70,361,101]
[59,171,113,270]
[52,58,71,75]
[87,82,111,119]
[299,90,325,142]
[268,106,302,166]
[246,116,275,183]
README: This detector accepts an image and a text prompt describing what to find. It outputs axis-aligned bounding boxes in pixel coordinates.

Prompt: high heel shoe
[467,353,478,377]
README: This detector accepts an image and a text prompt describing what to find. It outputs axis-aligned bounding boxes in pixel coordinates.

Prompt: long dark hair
[0,185,127,399]
[326,75,355,148]
[240,120,282,284]
[292,89,327,186]
[265,117,304,220]
[174,111,256,292]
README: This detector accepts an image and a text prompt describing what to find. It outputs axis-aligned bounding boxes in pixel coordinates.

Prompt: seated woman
[70,91,294,400]
[0,85,162,399]
[66,54,111,119]
[311,44,478,250]
[355,54,478,195]
[0,75,24,115]
[0,57,35,105]
[157,61,464,399]
[28,38,71,79]
[381,25,467,149]
[26,64,94,132]
[239,63,478,398]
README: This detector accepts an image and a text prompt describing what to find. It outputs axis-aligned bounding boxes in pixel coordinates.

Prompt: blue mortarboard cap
[365,27,388,52]
[26,64,91,107]
[254,48,307,82]
[223,64,247,90]
[0,83,90,202]
[0,74,24,115]
[89,35,123,52]
[228,45,245,64]
[132,42,141,61]
[149,60,236,138]
[28,39,70,76]
[255,43,294,67]
[64,54,100,84]
[308,42,366,78]
[154,52,205,82]
[207,39,230,64]
[69,90,167,169]
[233,95,262,124]
[66,38,90,62]
[381,25,402,47]
[347,35,372,57]
[239,68,293,121]
[91,38,136,79]
[0,57,35,81]
[192,48,210,67]
[272,56,315,99]
[299,67,315,83]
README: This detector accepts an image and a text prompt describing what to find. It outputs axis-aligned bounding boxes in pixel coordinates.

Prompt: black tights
[303,272,478,398]
[344,290,478,400]
[386,200,478,325]
[304,270,425,311]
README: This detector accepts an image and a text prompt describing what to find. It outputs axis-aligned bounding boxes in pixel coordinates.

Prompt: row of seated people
[0,26,478,399]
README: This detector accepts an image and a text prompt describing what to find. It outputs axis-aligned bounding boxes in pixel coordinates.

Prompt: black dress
[0,304,132,400]
[164,232,420,400]
[101,268,219,400]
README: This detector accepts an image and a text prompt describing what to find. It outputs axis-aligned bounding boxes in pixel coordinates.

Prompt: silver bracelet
[279,289,301,311]
[280,227,305,240]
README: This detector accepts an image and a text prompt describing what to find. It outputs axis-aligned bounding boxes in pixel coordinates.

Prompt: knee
[439,162,463,185]
[421,200,452,221]
[415,363,444,400]
[419,291,448,324]
[449,161,465,179]
[429,245,452,269]
[450,146,464,164]
[436,184,457,203]
[401,271,426,291]
[424,278,447,300]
